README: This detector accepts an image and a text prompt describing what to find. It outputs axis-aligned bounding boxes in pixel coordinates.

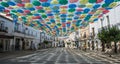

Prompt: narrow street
[0,48,117,64]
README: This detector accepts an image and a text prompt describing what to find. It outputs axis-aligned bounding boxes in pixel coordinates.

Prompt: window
[100,19,103,27]
[14,23,19,31]
[106,15,110,26]
[92,28,95,37]
[0,21,5,30]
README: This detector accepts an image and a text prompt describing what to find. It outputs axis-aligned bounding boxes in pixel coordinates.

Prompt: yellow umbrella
[25,3,33,8]
[109,2,117,8]
[79,0,88,4]
[86,3,93,8]
[51,0,59,4]
[31,10,37,14]
[12,6,19,9]
[80,14,86,19]
[43,7,51,10]
[16,13,21,16]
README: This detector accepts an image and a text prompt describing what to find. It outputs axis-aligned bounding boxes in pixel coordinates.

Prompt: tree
[98,26,120,53]
[43,40,49,44]
[98,27,111,52]
[108,26,120,53]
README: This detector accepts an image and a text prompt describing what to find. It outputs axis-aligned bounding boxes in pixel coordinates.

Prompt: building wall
[0,14,42,51]
[89,4,120,49]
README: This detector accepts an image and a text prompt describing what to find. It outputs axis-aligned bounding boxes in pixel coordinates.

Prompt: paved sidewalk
[77,49,120,62]
[0,49,48,60]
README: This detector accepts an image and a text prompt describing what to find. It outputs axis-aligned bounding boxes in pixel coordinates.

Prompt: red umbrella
[4,9,10,13]
[70,0,78,3]
[17,3,24,7]
[40,0,48,2]
[24,10,30,13]
[36,6,43,9]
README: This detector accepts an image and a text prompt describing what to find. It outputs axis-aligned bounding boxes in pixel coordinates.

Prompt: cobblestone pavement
[0,48,118,64]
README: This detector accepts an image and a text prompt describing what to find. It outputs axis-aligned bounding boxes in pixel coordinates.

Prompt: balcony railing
[0,26,8,33]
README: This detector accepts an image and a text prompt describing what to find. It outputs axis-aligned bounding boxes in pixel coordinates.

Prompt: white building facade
[89,4,120,50]
[0,14,42,52]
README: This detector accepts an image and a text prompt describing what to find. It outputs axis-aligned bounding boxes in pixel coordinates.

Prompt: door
[15,38,20,50]
[0,39,3,52]
[4,39,10,51]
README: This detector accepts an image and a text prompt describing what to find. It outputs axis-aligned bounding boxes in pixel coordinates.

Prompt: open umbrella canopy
[0,0,119,36]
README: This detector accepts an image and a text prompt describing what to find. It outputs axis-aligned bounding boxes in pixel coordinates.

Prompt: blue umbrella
[42,2,50,7]
[0,6,5,12]
[75,12,82,15]
[28,8,35,11]
[7,1,16,6]
[47,14,53,16]
[93,4,101,9]
[17,9,23,13]
[84,8,90,13]
[34,14,40,16]
[60,14,67,17]
[105,0,114,4]
[74,16,79,19]
[69,4,76,8]
[50,19,55,23]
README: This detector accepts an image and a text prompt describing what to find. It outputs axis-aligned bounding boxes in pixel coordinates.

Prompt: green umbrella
[37,9,45,13]
[32,1,41,6]
[1,2,9,7]
[11,10,17,13]
[27,12,33,16]
[102,3,109,8]
[58,0,68,5]
[57,23,61,26]
[42,14,47,18]
[89,0,96,3]
[68,8,75,12]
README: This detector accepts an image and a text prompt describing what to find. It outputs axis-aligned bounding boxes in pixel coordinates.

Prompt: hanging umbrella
[70,0,78,3]
[89,0,97,3]
[83,8,90,13]
[79,0,88,4]
[36,6,43,9]
[102,3,109,8]
[1,2,9,7]
[52,6,59,10]
[69,4,77,8]
[4,9,10,13]
[25,3,33,8]
[40,0,48,2]
[105,0,114,4]
[109,2,117,8]
[17,9,23,13]
[17,3,24,7]
[68,8,75,12]
[7,1,16,6]
[96,0,103,3]
[41,14,47,18]
[28,7,35,11]
[58,0,68,5]
[93,4,101,9]
[51,0,59,4]
[86,3,93,8]
[37,9,45,13]
[32,1,41,6]
[42,2,50,7]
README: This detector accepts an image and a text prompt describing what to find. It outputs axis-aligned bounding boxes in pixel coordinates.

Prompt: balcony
[0,26,8,33]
